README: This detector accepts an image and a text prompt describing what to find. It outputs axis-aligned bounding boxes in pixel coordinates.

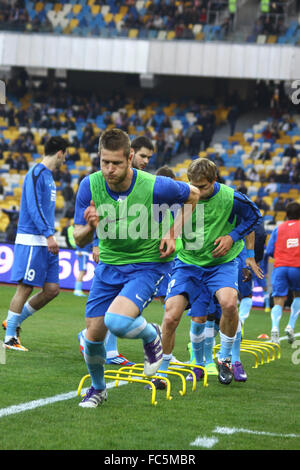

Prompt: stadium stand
[0,2,299,244]
[0,0,298,42]
[0,70,299,245]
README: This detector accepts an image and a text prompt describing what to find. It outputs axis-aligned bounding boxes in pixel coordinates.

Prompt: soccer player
[266,201,300,344]
[186,229,264,382]
[159,158,262,386]
[63,222,93,297]
[131,136,154,171]
[73,242,93,297]
[78,135,156,365]
[73,128,199,408]
[100,134,154,362]
[2,136,68,351]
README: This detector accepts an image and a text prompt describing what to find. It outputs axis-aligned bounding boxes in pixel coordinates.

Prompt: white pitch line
[0,380,127,419]
[190,436,219,448]
[213,426,300,439]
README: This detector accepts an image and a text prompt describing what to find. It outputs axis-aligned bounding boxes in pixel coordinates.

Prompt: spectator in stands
[199,7,207,24]
[249,143,261,160]
[0,137,8,154]
[227,105,239,136]
[255,196,270,212]
[283,144,297,158]
[265,177,277,194]
[5,213,19,243]
[188,125,202,156]
[234,166,246,181]
[258,148,271,162]
[5,153,17,170]
[274,196,286,211]
[247,167,260,182]
[275,168,290,183]
[290,166,300,184]
[155,131,167,169]
[62,182,75,216]
[212,152,224,167]
[16,154,29,171]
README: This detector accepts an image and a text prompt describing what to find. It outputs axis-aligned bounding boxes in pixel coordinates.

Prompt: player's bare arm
[244,231,264,279]
[74,201,99,248]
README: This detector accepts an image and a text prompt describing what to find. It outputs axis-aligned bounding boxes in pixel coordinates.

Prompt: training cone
[257,334,270,339]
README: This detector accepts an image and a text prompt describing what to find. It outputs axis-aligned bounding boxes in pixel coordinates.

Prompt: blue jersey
[223,186,262,243]
[16,163,56,246]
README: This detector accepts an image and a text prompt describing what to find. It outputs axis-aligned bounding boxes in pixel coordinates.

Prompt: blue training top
[16,163,56,244]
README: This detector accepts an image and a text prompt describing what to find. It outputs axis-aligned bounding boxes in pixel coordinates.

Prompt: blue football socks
[105,331,118,358]
[288,297,300,329]
[271,304,282,330]
[18,301,36,326]
[84,336,106,391]
[5,310,20,341]
[239,297,252,323]
[204,320,215,364]
[231,320,242,363]
[190,320,206,366]
[219,331,235,362]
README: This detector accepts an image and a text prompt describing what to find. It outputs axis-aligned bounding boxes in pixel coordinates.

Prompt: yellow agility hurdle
[241,341,272,363]
[121,364,185,396]
[169,362,208,388]
[114,367,172,400]
[213,344,263,367]
[242,339,280,360]
[240,349,259,368]
[77,371,163,406]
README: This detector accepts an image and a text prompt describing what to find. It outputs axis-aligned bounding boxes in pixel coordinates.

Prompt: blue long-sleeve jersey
[16,163,56,245]
[211,183,262,243]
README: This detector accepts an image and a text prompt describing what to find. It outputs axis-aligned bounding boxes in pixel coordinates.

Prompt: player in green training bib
[159,158,262,386]
[73,128,199,408]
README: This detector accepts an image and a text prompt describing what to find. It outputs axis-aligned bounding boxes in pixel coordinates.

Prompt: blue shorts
[85,261,171,318]
[76,252,89,272]
[271,266,300,297]
[11,244,59,287]
[237,258,253,299]
[165,258,239,307]
[187,285,222,319]
[156,260,175,297]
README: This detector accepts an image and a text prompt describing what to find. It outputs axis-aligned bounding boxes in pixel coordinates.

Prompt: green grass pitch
[0,284,299,451]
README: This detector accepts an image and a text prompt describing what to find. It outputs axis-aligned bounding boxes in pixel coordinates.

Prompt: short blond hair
[187,158,217,183]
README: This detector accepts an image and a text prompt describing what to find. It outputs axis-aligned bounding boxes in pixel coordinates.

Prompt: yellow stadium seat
[129,29,139,38]
[91,5,101,15]
[72,5,82,15]
[275,211,286,221]
[104,13,114,24]
[167,31,176,40]
[69,19,79,31]
[267,35,277,43]
[35,2,44,13]
[114,13,124,23]
[195,32,204,40]
[120,6,128,15]
[54,3,62,12]
[56,195,65,210]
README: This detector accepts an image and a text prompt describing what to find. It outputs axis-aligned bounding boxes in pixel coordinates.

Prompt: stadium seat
[129,29,139,38]
[167,31,176,40]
